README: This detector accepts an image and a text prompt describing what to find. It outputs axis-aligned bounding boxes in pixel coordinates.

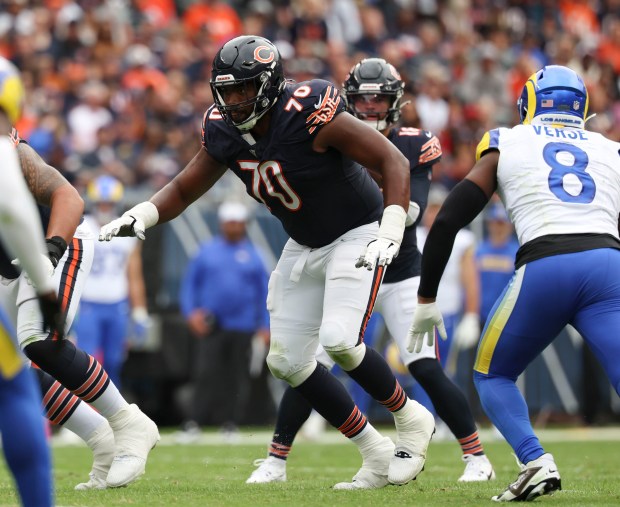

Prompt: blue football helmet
[517,65,589,127]
[87,175,124,203]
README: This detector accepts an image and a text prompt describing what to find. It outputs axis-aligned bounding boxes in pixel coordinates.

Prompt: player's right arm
[99,146,227,241]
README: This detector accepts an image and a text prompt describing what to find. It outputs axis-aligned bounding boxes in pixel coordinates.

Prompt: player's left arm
[16,142,83,246]
[313,112,409,209]
[418,151,498,302]
[315,112,411,269]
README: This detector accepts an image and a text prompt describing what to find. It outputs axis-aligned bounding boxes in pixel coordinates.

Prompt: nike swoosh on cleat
[394,451,412,459]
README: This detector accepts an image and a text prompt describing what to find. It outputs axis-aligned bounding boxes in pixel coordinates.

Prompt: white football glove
[356,204,406,271]
[405,201,421,227]
[99,202,159,242]
[454,312,480,350]
[407,302,448,353]
[11,254,55,288]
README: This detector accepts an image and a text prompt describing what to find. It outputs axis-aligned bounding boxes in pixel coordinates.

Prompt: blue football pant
[474,248,620,464]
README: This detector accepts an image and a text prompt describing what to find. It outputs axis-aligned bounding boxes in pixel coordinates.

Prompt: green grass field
[1,428,619,506]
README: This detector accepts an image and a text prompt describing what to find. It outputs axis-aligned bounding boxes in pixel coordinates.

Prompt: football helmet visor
[210,35,285,132]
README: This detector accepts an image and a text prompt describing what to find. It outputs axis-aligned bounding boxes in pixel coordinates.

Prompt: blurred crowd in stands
[1,0,619,203]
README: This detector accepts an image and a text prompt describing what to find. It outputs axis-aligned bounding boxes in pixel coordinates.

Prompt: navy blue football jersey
[384,127,442,284]
[202,79,383,248]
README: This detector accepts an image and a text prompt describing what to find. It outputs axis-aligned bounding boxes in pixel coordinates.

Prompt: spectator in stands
[179,201,270,438]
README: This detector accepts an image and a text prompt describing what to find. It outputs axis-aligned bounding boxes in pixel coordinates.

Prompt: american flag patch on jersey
[541,99,554,107]
[306,86,341,134]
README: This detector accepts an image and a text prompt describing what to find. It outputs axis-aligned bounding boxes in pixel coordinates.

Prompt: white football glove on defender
[356,204,407,271]
[405,200,421,227]
[454,312,480,350]
[99,202,159,241]
[407,302,448,353]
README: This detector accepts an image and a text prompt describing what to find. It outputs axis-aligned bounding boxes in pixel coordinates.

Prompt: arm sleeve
[418,178,489,298]
[0,137,54,293]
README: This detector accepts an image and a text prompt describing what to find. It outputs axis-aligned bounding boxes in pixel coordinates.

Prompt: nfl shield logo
[573,100,580,110]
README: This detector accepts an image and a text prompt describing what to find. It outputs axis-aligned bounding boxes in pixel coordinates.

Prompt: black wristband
[46,236,68,268]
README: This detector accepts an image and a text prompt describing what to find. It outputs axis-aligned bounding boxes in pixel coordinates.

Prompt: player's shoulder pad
[284,79,345,134]
[475,128,504,161]
[392,127,442,166]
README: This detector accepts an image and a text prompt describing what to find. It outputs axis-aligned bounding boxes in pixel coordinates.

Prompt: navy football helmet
[210,35,285,131]
[517,65,589,128]
[342,58,405,131]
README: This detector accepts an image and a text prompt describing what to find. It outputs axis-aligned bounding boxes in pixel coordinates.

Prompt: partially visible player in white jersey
[0,55,159,492]
[74,175,150,388]
[0,55,66,507]
[408,65,620,502]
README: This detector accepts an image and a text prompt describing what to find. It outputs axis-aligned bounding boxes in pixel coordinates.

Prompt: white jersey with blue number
[81,215,137,303]
[484,124,620,245]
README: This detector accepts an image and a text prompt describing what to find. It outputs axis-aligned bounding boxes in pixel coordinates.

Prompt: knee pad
[266,351,316,387]
[318,320,353,353]
[24,340,89,390]
[325,343,366,371]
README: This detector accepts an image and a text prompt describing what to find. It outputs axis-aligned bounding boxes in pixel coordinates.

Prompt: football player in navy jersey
[100,35,435,489]
[0,56,159,492]
[246,58,495,484]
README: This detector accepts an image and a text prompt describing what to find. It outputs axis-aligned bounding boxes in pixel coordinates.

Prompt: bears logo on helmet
[517,65,589,128]
[210,36,285,132]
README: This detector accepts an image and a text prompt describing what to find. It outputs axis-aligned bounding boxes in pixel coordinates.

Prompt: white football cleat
[75,422,115,490]
[246,456,287,484]
[458,453,496,482]
[333,436,394,490]
[75,472,107,491]
[492,453,561,502]
[106,404,160,488]
[388,400,435,485]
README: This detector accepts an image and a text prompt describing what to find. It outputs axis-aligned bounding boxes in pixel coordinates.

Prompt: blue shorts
[474,248,620,392]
